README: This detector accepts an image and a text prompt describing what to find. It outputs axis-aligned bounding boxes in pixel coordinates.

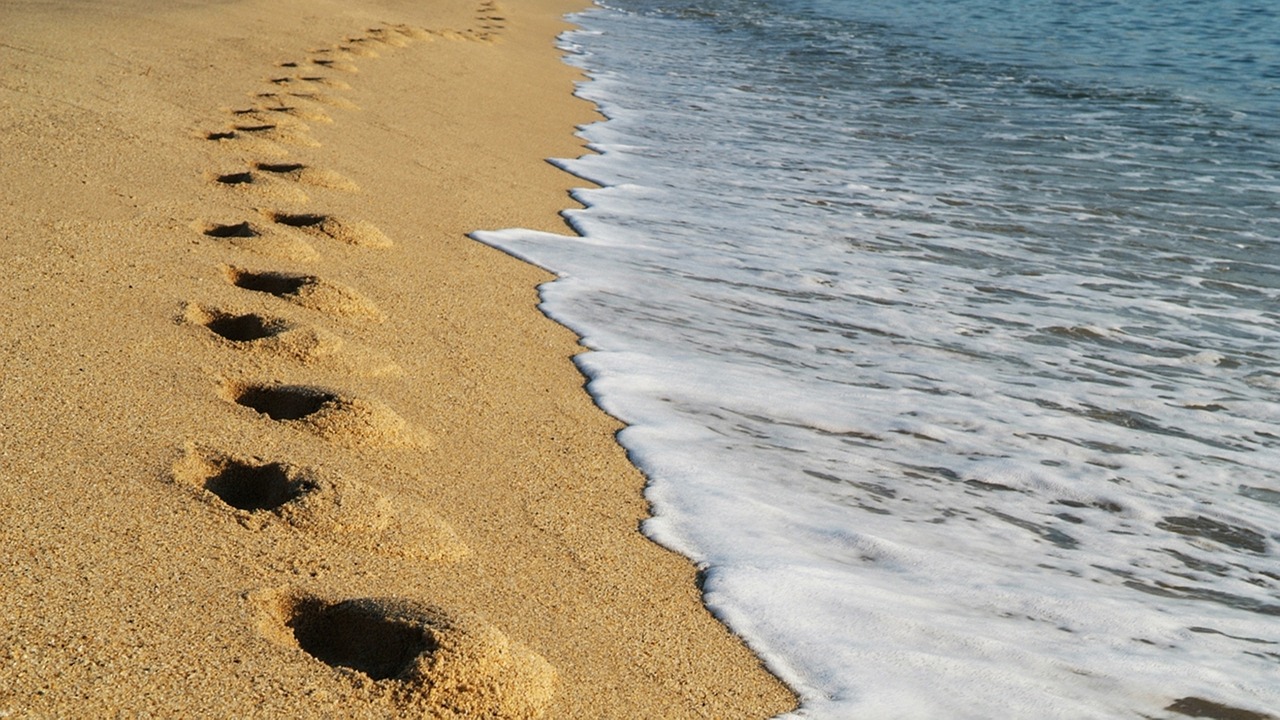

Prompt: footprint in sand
[223,265,385,321]
[265,211,391,248]
[308,47,347,62]
[245,96,335,123]
[253,163,359,191]
[307,57,359,74]
[241,122,319,146]
[182,302,402,376]
[277,59,356,74]
[170,446,464,560]
[324,41,380,59]
[206,122,319,149]
[230,105,332,128]
[208,162,358,201]
[203,221,319,262]
[204,128,289,157]
[211,169,310,204]
[268,75,353,92]
[229,105,309,125]
[380,23,435,42]
[184,303,292,342]
[218,379,430,448]
[251,589,556,719]
[349,29,408,49]
[257,90,360,112]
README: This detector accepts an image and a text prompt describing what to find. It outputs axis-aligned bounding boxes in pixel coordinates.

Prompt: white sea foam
[480,1,1280,716]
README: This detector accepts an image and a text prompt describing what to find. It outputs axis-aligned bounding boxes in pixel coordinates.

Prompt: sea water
[476,0,1280,716]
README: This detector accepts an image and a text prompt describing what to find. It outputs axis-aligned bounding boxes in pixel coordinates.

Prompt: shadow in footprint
[230,269,309,297]
[204,460,314,512]
[204,222,257,238]
[233,384,336,421]
[309,58,358,72]
[291,598,437,680]
[271,75,350,90]
[272,212,326,229]
[205,311,289,342]
[256,162,306,174]
[216,172,255,185]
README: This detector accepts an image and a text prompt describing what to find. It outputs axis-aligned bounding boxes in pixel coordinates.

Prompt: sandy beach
[0,0,797,716]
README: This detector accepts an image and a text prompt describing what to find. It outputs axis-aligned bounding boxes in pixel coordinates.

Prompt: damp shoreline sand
[0,0,797,716]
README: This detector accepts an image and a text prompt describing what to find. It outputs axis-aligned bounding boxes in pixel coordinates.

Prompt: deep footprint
[216,172,255,185]
[205,225,318,262]
[204,128,290,157]
[291,598,437,680]
[267,212,392,248]
[228,268,310,297]
[224,267,384,320]
[209,168,311,202]
[209,122,318,148]
[203,458,314,512]
[310,58,358,73]
[268,105,333,123]
[279,91,359,110]
[271,212,327,228]
[255,162,306,174]
[220,378,427,447]
[203,310,290,342]
[204,221,257,238]
[232,383,337,421]
[182,303,401,376]
[230,106,318,130]
[251,163,357,190]
[270,75,351,90]
[172,446,462,557]
[253,592,557,718]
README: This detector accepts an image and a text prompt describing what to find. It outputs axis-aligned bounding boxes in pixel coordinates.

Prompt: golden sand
[0,0,797,716]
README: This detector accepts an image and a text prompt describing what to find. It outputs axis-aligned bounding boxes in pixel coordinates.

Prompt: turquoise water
[481,1,1280,716]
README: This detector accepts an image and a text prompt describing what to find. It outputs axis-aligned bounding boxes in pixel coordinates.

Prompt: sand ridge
[0,0,797,717]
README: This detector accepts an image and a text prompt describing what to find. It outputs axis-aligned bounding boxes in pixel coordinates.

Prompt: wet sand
[0,0,797,716]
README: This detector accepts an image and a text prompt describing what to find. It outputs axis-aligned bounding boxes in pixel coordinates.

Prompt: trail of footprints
[168,16,555,717]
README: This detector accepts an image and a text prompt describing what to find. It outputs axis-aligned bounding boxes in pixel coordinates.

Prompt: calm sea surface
[479,0,1280,716]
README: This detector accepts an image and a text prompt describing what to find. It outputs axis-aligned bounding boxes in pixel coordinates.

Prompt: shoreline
[0,0,797,717]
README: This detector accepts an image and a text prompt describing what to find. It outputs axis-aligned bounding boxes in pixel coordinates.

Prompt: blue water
[479,1,1280,716]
